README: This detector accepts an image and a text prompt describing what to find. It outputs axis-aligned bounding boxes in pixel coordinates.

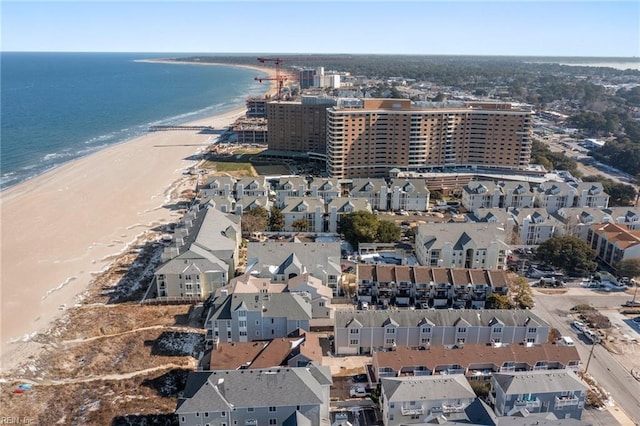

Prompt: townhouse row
[462,180,610,213]
[356,264,509,309]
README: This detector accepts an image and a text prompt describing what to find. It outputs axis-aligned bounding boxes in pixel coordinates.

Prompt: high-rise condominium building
[326,99,533,179]
[266,96,337,154]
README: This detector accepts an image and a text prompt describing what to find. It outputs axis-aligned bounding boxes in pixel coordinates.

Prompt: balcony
[555,395,580,407]
[515,396,541,409]
[442,403,466,414]
[401,406,425,416]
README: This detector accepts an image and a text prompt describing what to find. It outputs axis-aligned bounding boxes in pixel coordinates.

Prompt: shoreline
[0,61,277,373]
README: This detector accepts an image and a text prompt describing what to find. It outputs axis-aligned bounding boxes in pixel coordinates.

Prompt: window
[239,320,247,328]
[493,327,502,334]
[350,328,360,334]
[386,327,396,334]
[220,412,226,417]
[421,327,431,333]
[457,327,467,333]
[386,338,396,345]
[269,407,276,412]
[247,407,254,412]
[350,339,359,345]
[528,327,537,333]
[269,420,277,425]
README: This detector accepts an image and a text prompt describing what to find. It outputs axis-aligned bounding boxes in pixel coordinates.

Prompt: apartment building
[509,208,562,246]
[333,310,549,355]
[326,197,372,233]
[491,370,587,419]
[389,179,431,211]
[176,365,332,426]
[587,222,640,269]
[326,99,533,179]
[205,292,311,344]
[153,206,240,300]
[415,223,509,269]
[266,98,335,154]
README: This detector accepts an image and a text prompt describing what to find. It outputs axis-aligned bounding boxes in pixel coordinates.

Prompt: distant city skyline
[2,1,639,58]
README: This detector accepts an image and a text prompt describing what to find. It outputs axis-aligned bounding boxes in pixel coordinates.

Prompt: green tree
[486,293,509,309]
[513,276,535,309]
[535,236,597,277]
[269,206,284,231]
[339,211,379,246]
[431,191,444,201]
[616,258,640,280]
[292,219,310,232]
[376,220,401,243]
[583,175,637,206]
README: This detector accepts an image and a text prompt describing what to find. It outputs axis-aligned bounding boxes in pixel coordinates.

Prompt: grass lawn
[201,161,256,177]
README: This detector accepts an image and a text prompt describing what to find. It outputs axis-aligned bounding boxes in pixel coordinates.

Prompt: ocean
[0,52,268,189]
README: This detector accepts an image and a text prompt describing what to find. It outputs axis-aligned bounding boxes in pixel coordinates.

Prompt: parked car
[349,386,370,398]
[571,321,585,333]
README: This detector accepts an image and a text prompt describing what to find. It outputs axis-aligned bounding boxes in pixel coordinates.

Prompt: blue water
[1,52,268,189]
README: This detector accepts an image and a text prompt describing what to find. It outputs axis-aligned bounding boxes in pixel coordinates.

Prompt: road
[532,287,640,425]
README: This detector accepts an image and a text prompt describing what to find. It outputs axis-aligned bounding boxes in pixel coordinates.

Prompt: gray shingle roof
[418,223,509,250]
[335,310,547,329]
[381,375,475,402]
[176,365,330,414]
[492,370,586,395]
[155,246,227,275]
[209,293,312,322]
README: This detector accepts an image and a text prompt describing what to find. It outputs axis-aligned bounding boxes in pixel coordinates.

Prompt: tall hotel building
[326,99,533,179]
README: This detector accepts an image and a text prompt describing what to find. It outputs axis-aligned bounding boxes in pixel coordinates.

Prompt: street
[532,287,640,425]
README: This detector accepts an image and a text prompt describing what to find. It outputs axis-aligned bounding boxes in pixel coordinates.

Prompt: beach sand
[0,62,276,373]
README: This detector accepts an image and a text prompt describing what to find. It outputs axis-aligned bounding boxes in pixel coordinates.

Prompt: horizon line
[1,51,639,60]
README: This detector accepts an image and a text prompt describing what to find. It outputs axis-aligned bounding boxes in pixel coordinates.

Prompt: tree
[513,276,535,309]
[535,236,597,277]
[486,293,509,309]
[376,220,401,243]
[431,190,444,201]
[292,219,310,232]
[616,258,640,280]
[269,206,284,231]
[339,211,379,246]
[241,208,268,236]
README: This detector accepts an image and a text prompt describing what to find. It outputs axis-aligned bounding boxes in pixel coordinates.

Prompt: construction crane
[254,56,343,100]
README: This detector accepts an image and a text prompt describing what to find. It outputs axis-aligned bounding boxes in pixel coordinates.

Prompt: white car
[349,386,370,398]
[571,321,585,333]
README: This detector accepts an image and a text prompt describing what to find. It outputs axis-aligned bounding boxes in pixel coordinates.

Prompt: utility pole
[584,336,599,374]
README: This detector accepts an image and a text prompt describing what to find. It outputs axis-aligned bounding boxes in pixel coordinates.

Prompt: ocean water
[1,52,268,189]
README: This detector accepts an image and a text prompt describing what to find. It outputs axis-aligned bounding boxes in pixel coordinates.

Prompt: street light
[584,335,600,375]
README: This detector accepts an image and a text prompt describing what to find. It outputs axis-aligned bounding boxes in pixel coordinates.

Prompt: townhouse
[380,375,476,425]
[415,223,509,269]
[247,240,341,293]
[388,179,430,212]
[326,197,372,233]
[509,207,562,246]
[491,370,587,420]
[176,365,332,426]
[215,271,334,323]
[370,343,580,383]
[205,292,311,345]
[281,196,326,232]
[534,182,609,213]
[462,181,536,214]
[334,310,549,355]
[200,330,322,370]
[357,265,509,309]
[308,177,341,203]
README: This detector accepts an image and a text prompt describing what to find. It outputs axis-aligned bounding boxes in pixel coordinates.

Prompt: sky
[1,1,639,57]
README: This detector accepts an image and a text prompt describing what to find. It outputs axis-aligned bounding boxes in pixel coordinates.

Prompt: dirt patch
[253,164,291,175]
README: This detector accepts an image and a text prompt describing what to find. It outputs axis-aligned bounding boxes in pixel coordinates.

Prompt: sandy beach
[0,61,276,373]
